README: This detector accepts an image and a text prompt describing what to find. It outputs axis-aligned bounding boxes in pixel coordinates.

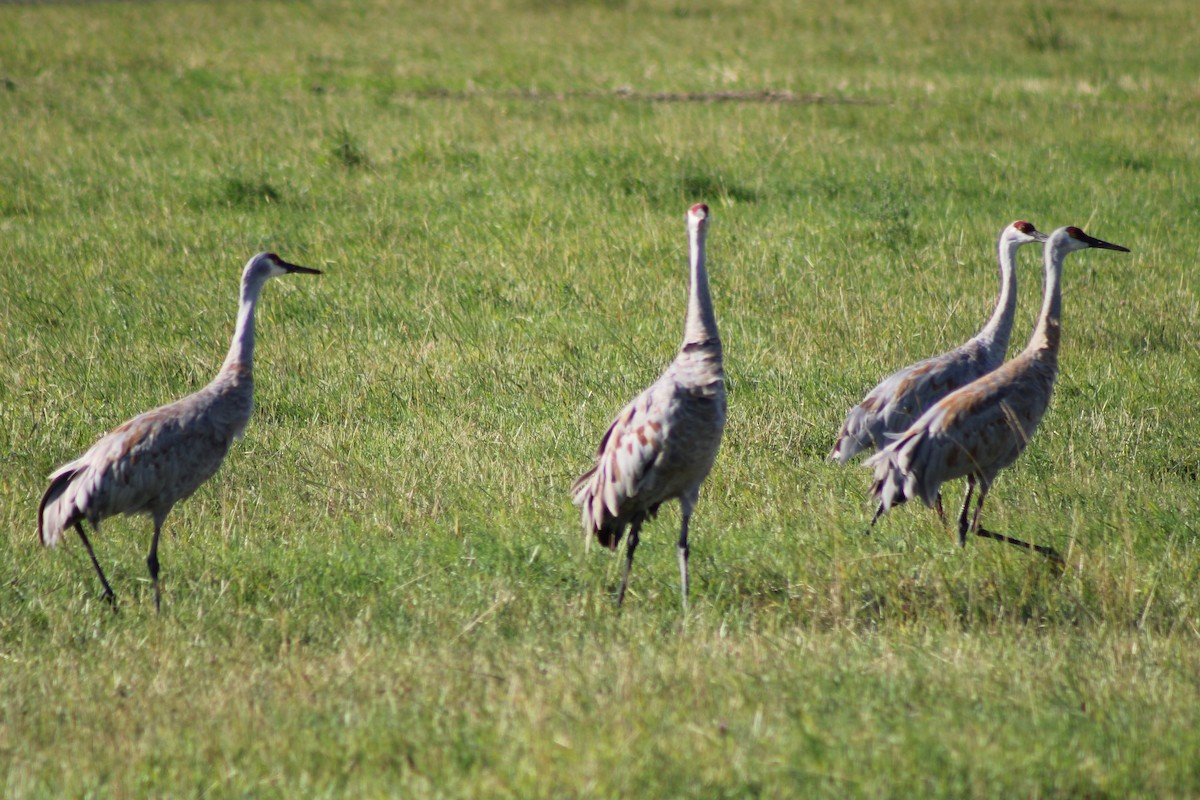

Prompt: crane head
[1060,227,1130,253]
[244,252,322,282]
[1008,220,1050,245]
[687,203,709,228]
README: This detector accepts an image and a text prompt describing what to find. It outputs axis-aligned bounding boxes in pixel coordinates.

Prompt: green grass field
[3,0,1200,795]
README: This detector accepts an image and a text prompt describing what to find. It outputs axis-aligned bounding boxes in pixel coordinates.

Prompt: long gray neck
[971,232,1020,355]
[682,221,719,349]
[1025,235,1065,359]
[219,272,265,376]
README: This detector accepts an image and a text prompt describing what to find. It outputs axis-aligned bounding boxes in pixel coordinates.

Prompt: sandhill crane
[38,252,321,611]
[572,204,725,610]
[865,226,1129,562]
[830,221,1049,465]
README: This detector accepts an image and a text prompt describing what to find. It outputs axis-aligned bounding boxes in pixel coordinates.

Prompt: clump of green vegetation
[330,123,369,169]
[1024,5,1071,52]
[211,176,282,208]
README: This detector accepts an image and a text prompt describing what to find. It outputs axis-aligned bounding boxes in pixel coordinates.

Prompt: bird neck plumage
[219,273,264,377]
[974,233,1020,353]
[1025,239,1064,358]
[682,223,719,350]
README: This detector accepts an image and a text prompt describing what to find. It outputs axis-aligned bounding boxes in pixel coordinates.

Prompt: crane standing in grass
[866,226,1130,562]
[38,252,321,611]
[831,220,1050,465]
[572,204,725,610]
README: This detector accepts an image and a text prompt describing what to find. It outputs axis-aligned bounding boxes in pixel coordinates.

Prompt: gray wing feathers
[865,446,910,512]
[38,463,84,546]
[866,426,945,512]
[832,343,996,463]
[38,389,246,548]
[573,364,726,549]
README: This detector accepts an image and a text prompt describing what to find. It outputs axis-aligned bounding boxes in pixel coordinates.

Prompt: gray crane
[572,204,725,610]
[831,221,1049,465]
[38,252,321,611]
[865,226,1129,562]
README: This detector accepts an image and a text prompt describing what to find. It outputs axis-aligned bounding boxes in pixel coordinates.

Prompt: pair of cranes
[833,222,1129,563]
[36,209,1127,613]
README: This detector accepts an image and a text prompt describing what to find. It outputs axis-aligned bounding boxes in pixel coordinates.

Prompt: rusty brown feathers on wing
[572,204,725,610]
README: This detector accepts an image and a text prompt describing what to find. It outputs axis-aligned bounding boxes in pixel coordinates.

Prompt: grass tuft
[1024,5,1071,52]
[329,123,370,169]
[210,176,282,209]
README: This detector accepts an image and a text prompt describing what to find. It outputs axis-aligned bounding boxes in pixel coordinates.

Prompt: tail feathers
[570,466,596,505]
[594,519,625,551]
[868,441,921,515]
[571,467,665,551]
[38,465,85,547]
[572,467,624,551]
[866,431,947,515]
[866,448,914,514]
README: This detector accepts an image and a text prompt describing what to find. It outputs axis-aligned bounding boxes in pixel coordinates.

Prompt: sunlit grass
[2,0,1199,796]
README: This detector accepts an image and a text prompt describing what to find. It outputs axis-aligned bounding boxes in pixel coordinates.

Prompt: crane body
[572,204,725,610]
[39,252,321,611]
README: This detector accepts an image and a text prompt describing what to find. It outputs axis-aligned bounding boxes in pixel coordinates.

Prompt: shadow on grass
[709,552,1089,632]
[197,176,283,210]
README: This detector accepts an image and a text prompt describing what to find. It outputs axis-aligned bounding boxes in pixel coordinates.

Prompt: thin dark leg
[968,484,1064,566]
[956,478,976,547]
[677,514,691,612]
[74,522,116,608]
[968,481,988,536]
[147,519,163,613]
[865,503,886,534]
[617,520,641,608]
[935,492,946,524]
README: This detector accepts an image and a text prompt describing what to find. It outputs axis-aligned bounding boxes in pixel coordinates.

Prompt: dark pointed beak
[1083,233,1130,253]
[1033,231,1050,243]
[282,260,322,275]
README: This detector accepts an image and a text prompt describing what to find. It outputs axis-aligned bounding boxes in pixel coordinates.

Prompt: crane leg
[617,521,641,608]
[956,478,976,547]
[935,493,946,524]
[866,503,886,534]
[677,514,691,613]
[967,484,1064,567]
[148,519,163,614]
[74,521,116,608]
